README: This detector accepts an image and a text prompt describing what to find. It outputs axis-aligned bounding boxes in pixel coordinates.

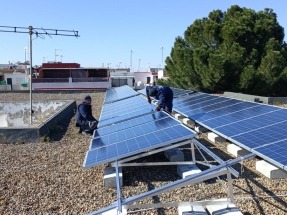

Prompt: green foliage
[165,5,287,96]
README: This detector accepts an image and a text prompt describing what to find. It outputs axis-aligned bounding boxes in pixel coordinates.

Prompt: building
[33,62,110,90]
[109,68,135,88]
[0,62,167,91]
[0,64,28,90]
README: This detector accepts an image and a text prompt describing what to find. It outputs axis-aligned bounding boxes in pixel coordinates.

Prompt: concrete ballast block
[178,205,207,215]
[164,148,184,162]
[256,160,287,179]
[207,132,226,143]
[177,164,201,178]
[104,167,123,188]
[182,118,195,128]
[227,144,250,157]
[206,202,242,215]
[195,125,209,133]
[102,208,127,215]
[174,113,185,121]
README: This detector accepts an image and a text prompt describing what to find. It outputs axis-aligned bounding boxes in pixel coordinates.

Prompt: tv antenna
[0,25,79,124]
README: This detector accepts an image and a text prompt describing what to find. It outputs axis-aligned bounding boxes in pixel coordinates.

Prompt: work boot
[82,131,91,137]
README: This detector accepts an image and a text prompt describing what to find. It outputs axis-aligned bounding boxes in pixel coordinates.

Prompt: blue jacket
[146,85,173,112]
[76,102,96,125]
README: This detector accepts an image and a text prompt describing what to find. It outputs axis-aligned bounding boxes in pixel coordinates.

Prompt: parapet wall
[0,100,76,143]
[223,92,287,105]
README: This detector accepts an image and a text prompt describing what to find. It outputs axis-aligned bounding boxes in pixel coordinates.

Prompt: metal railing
[32,78,69,83]
[31,77,109,83]
[72,77,109,82]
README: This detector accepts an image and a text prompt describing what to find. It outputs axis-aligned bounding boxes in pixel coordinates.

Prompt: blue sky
[0,1,286,70]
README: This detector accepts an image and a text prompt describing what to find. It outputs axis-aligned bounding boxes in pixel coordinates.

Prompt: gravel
[1,91,287,215]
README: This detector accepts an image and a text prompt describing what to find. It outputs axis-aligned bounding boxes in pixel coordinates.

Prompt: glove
[156,106,161,111]
[148,98,152,104]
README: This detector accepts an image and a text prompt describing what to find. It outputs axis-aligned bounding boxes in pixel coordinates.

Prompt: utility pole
[24,47,28,63]
[55,49,62,62]
[138,58,141,71]
[161,46,164,68]
[43,56,48,63]
[130,49,133,72]
[0,25,79,124]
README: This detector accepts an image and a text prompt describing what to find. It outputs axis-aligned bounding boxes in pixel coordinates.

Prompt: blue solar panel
[214,109,287,137]
[104,85,138,103]
[173,92,287,170]
[173,92,213,106]
[170,87,194,98]
[199,103,276,128]
[137,88,146,95]
[94,111,169,138]
[137,87,194,98]
[83,123,195,168]
[253,140,287,170]
[98,109,156,128]
[91,116,181,150]
[230,120,287,149]
[98,93,155,128]
[174,97,233,118]
[100,95,151,121]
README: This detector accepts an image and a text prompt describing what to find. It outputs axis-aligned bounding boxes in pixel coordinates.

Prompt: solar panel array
[98,95,154,127]
[104,85,139,103]
[137,86,194,98]
[83,86,196,168]
[170,87,194,98]
[173,92,287,170]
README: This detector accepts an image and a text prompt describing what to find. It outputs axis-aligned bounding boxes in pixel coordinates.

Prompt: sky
[0,1,286,70]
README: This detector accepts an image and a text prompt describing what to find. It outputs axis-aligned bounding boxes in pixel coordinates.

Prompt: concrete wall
[32,79,111,90]
[134,72,154,88]
[223,92,287,105]
[0,100,76,143]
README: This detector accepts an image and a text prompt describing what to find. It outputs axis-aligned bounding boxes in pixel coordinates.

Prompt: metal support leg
[226,169,235,203]
[191,142,196,163]
[115,160,122,214]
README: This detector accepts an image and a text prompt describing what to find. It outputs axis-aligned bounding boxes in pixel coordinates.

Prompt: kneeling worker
[76,95,98,136]
[146,85,174,114]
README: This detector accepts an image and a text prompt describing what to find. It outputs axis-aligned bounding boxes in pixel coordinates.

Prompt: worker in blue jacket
[76,95,98,136]
[146,85,174,113]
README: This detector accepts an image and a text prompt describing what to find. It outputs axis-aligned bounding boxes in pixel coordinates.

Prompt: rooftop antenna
[0,25,79,125]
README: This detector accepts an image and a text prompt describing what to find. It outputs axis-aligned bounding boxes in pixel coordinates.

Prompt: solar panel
[194,102,272,125]
[137,88,146,95]
[104,85,139,103]
[173,92,287,170]
[174,96,233,117]
[94,111,169,138]
[98,94,155,127]
[230,119,287,149]
[254,140,287,170]
[213,109,286,137]
[98,108,156,128]
[173,92,211,106]
[137,86,194,98]
[170,87,194,98]
[84,116,196,168]
[91,115,179,149]
[100,95,151,121]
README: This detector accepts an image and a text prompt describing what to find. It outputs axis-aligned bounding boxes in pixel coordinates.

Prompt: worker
[146,85,174,113]
[76,95,98,136]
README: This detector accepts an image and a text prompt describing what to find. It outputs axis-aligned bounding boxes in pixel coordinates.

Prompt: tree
[165,5,287,96]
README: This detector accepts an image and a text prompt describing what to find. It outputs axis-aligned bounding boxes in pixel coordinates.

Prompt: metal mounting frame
[88,134,255,215]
